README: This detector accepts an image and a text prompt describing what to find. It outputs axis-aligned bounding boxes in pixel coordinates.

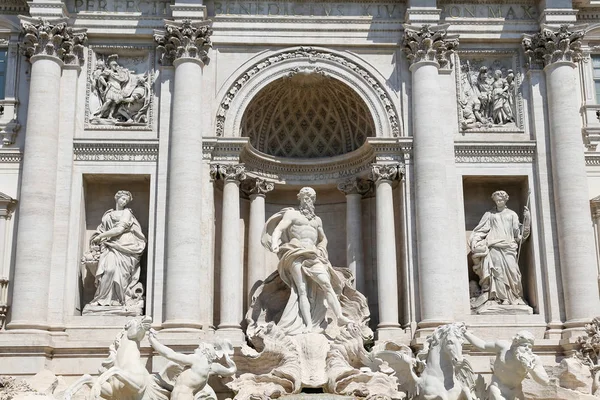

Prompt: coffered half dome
[241,71,376,159]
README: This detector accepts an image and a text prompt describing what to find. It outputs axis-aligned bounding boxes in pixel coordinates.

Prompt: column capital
[522,24,585,69]
[210,164,247,183]
[154,19,213,67]
[370,164,404,183]
[402,24,459,69]
[20,17,87,65]
[591,196,600,220]
[0,193,17,220]
[241,177,274,198]
[337,177,371,196]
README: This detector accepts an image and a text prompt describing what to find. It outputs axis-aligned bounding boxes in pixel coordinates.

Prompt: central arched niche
[241,71,376,158]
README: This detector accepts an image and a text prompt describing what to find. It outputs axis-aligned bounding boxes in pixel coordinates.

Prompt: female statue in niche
[82,190,146,316]
[469,190,531,314]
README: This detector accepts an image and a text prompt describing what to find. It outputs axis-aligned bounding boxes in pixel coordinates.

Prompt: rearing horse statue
[375,323,476,400]
[64,316,170,400]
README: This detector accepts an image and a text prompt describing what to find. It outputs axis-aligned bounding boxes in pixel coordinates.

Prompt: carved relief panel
[85,47,157,130]
[455,51,524,133]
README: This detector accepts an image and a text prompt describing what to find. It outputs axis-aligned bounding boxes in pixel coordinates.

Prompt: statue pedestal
[472,302,533,315]
[82,303,143,316]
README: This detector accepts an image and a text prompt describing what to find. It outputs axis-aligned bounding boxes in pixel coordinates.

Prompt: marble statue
[463,329,550,400]
[459,61,517,130]
[90,54,157,126]
[376,323,477,400]
[469,190,531,314]
[148,331,237,400]
[82,190,146,316]
[257,187,356,335]
[63,316,171,400]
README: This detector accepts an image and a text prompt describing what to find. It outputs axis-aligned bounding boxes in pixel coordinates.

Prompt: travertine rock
[559,358,593,395]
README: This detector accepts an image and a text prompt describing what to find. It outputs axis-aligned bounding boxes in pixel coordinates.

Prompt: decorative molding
[522,24,585,69]
[0,192,17,220]
[590,195,600,220]
[73,141,159,162]
[402,24,459,68]
[210,164,247,182]
[0,119,20,147]
[455,142,535,163]
[0,149,22,163]
[369,163,404,182]
[337,177,372,195]
[240,177,275,197]
[216,47,401,137]
[585,152,600,166]
[154,19,213,66]
[20,17,87,65]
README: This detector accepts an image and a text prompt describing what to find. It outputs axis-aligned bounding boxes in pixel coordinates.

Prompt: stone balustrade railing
[0,277,8,329]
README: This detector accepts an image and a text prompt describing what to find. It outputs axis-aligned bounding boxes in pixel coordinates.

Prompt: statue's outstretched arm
[271,212,293,251]
[463,330,498,352]
[210,352,236,378]
[149,332,193,366]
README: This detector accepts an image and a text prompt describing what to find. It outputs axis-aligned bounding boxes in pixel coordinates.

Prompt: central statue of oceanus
[255,187,360,335]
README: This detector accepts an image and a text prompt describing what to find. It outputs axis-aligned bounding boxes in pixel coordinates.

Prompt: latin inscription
[65,0,173,15]
[206,1,404,18]
[441,4,537,19]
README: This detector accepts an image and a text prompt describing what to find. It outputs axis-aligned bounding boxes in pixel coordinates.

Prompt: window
[593,56,600,104]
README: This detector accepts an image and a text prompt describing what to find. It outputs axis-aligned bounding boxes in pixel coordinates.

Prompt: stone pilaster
[370,164,402,338]
[337,177,371,294]
[241,178,274,297]
[523,26,600,332]
[9,18,86,330]
[154,20,212,330]
[0,194,16,329]
[212,164,246,341]
[403,24,458,331]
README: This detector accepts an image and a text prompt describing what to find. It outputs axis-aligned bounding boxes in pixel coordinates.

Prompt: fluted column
[241,178,274,296]
[154,20,213,330]
[9,18,86,330]
[590,197,600,274]
[212,165,246,338]
[403,24,459,330]
[523,26,600,331]
[371,165,402,337]
[337,177,370,294]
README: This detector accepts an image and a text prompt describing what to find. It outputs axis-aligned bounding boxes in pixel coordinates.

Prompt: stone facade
[1,0,600,398]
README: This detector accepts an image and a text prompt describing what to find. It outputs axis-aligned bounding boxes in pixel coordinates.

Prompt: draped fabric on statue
[469,208,523,304]
[90,208,146,306]
[247,208,369,337]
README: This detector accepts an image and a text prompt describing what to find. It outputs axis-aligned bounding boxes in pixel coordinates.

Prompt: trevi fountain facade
[1,0,600,398]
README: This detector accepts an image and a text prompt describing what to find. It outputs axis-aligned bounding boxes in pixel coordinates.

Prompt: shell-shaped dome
[242,72,375,158]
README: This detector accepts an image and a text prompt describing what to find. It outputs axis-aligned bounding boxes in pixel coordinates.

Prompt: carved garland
[215,47,401,137]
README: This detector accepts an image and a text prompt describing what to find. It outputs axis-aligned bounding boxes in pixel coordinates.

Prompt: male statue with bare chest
[262,187,352,335]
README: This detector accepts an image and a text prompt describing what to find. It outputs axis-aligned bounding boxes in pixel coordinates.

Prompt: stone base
[282,394,358,400]
[82,303,142,316]
[472,302,533,315]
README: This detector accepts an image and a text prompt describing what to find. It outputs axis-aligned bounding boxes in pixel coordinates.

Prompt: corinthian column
[241,178,274,296]
[523,26,600,331]
[212,165,246,340]
[154,20,213,330]
[337,177,370,294]
[370,164,402,338]
[9,18,86,330]
[403,25,459,330]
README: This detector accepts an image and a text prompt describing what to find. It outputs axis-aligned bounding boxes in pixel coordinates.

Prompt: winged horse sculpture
[374,323,477,400]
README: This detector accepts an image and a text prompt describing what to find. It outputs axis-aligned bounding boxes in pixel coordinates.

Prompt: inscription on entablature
[65,0,173,15]
[441,4,537,20]
[206,0,404,18]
